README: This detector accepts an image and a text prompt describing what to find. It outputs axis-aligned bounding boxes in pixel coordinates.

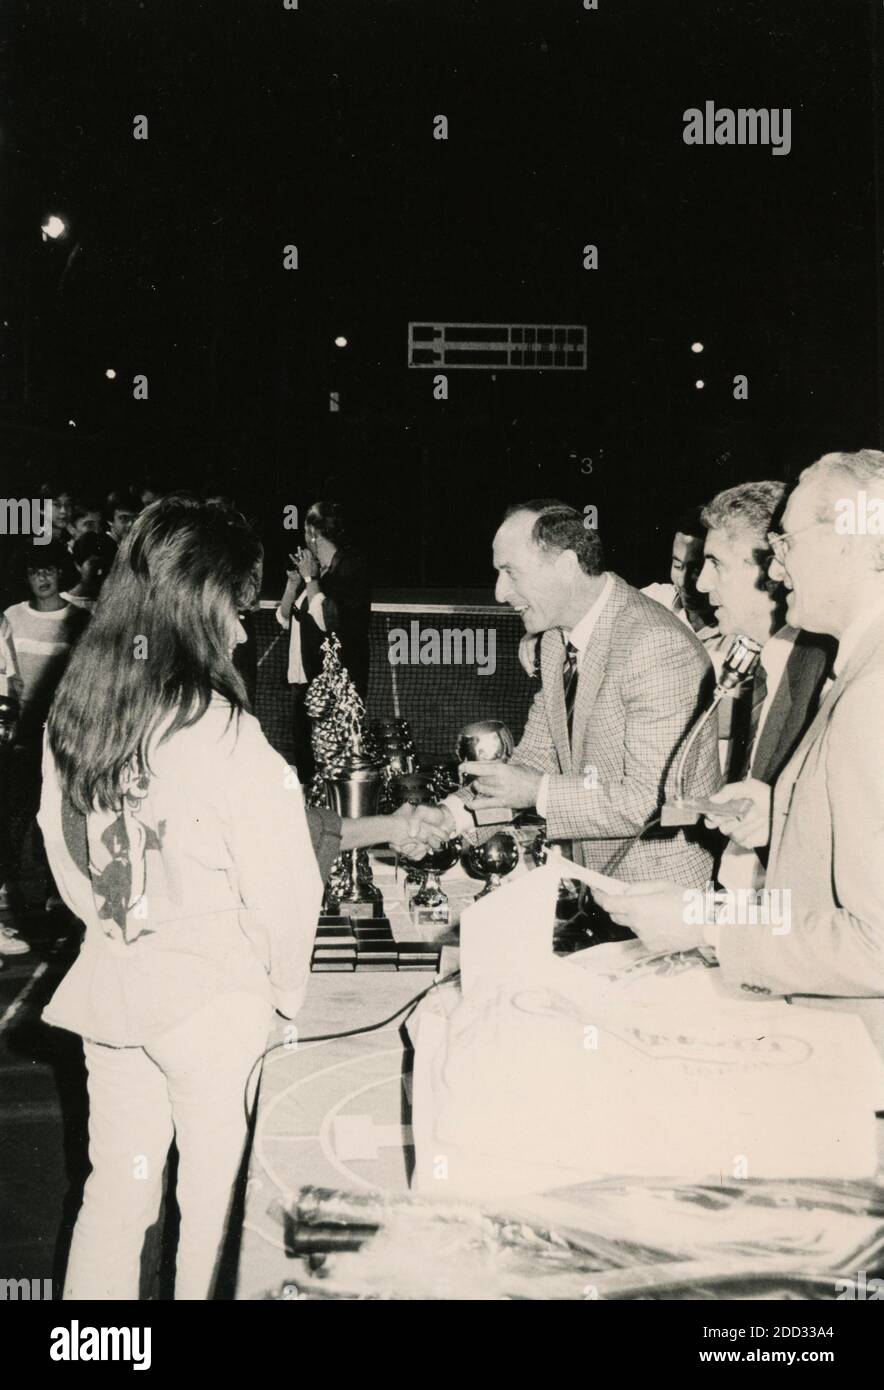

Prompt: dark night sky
[1,0,881,590]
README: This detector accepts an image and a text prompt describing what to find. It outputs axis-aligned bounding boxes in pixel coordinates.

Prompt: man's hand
[459,761,541,810]
[388,803,450,859]
[703,778,771,848]
[590,879,705,955]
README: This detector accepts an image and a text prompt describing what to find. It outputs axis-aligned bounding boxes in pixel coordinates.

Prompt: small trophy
[0,693,19,746]
[323,735,385,919]
[463,830,521,899]
[407,837,462,926]
[388,771,436,892]
[456,719,516,826]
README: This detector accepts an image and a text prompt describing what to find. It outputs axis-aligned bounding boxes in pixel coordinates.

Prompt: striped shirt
[2,601,85,736]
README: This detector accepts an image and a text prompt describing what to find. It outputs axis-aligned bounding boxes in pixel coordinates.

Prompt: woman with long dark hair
[38,497,325,1300]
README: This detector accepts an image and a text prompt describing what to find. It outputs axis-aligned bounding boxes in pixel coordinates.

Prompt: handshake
[386,802,456,860]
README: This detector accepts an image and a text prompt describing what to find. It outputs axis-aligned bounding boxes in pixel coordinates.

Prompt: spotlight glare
[105,368,117,379]
[41,215,67,241]
[67,418,77,427]
[334,335,348,348]
[695,380,705,390]
[691,341,704,354]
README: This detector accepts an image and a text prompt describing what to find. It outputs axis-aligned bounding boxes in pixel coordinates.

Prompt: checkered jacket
[514,573,719,886]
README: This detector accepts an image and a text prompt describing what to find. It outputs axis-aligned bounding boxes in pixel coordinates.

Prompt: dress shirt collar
[564,572,614,658]
[758,624,797,683]
[834,590,884,675]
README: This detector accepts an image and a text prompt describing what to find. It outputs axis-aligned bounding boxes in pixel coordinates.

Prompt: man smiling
[442,499,719,887]
[597,451,884,1002]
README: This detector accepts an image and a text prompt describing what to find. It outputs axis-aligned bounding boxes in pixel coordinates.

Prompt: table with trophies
[235,639,536,1298]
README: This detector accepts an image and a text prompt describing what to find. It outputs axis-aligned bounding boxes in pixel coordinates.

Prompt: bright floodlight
[691,342,704,353]
[105,368,117,379]
[695,380,705,390]
[41,215,67,241]
[334,336,348,348]
[67,418,77,427]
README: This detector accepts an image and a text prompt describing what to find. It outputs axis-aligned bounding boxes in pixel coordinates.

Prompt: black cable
[242,968,461,1125]
[600,814,662,879]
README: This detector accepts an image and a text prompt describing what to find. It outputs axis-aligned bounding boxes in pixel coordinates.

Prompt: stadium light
[41,215,68,241]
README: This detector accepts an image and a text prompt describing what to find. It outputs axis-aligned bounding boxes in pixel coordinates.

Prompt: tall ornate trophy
[323,736,385,918]
[456,719,516,826]
[306,636,385,919]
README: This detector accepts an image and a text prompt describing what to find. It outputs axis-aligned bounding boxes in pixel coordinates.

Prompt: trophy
[456,719,516,826]
[463,830,521,898]
[323,735,385,918]
[407,836,463,926]
[0,693,19,746]
[387,771,462,924]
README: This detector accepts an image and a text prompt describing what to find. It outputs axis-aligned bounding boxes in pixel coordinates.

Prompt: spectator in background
[642,506,732,773]
[69,501,104,547]
[39,484,75,545]
[3,541,87,916]
[0,613,27,956]
[642,506,724,647]
[61,533,117,612]
[277,501,371,784]
[139,481,165,507]
[105,488,141,547]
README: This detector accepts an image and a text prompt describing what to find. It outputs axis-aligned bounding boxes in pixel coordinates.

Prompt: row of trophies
[306,635,523,926]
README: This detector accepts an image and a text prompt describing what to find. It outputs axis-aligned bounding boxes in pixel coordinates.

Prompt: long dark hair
[48,495,263,813]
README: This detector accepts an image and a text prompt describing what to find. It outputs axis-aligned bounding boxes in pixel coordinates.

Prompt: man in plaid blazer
[443,500,719,886]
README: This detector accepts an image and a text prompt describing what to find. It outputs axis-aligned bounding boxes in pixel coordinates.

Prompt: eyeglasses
[766,521,824,563]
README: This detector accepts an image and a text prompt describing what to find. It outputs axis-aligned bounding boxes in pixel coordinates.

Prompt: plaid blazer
[513,573,719,886]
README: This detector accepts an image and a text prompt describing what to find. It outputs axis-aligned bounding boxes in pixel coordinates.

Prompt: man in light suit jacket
[598,450,884,1003]
[442,500,719,886]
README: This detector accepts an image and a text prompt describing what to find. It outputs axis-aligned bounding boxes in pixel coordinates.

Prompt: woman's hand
[295,547,319,581]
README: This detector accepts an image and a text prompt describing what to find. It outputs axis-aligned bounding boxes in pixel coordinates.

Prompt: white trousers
[64,990,272,1301]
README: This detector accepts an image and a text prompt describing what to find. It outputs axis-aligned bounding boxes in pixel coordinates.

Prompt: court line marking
[0,960,50,1036]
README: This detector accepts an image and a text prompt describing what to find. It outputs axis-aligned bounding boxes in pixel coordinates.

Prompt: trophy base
[410,901,450,928]
[318,913,351,928]
[342,898,386,920]
[472,804,514,826]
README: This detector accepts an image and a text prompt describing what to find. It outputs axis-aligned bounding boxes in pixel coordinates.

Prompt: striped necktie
[563,639,579,743]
